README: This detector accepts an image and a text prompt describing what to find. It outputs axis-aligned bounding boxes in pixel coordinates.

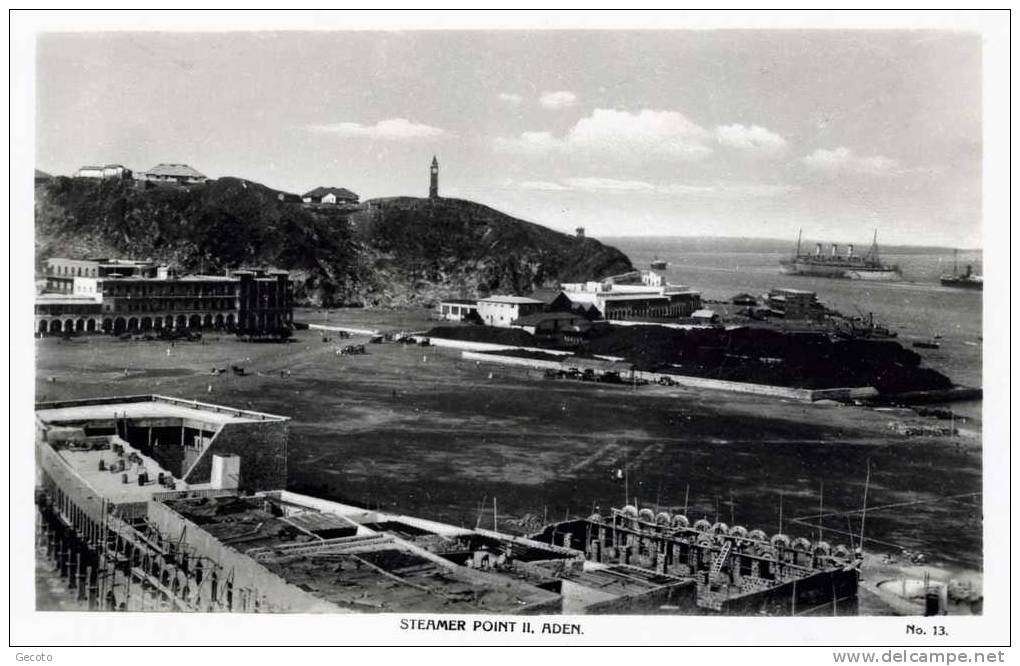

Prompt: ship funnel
[831,244,839,257]
[847,244,854,257]
[815,243,822,256]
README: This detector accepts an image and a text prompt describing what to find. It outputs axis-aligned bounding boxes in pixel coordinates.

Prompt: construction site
[35,392,872,615]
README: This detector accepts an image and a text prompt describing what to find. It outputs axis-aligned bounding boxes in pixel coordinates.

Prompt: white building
[437,299,479,322]
[75,164,131,180]
[558,270,700,321]
[476,295,545,328]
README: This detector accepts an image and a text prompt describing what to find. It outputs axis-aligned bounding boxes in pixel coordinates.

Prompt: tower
[429,155,439,199]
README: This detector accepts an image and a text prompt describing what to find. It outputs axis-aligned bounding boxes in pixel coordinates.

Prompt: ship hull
[780,260,901,281]
[940,278,982,291]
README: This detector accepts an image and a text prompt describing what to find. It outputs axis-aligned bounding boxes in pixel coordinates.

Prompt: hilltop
[348,196,632,306]
[34,178,632,306]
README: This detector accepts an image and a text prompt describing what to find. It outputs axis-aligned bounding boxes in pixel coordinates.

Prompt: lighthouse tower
[429,156,439,199]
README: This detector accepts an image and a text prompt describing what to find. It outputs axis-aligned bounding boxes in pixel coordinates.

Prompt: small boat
[912,340,940,350]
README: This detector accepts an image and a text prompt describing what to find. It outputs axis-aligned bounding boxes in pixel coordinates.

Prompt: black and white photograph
[9,9,1011,656]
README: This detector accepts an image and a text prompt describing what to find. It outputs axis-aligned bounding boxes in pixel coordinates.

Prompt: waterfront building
[557,271,701,322]
[766,288,822,320]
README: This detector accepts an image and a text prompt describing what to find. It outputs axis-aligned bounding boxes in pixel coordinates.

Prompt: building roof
[599,293,670,303]
[512,311,584,327]
[478,295,545,305]
[36,395,288,427]
[692,309,718,318]
[146,163,206,179]
[439,298,478,306]
[47,435,182,504]
[303,186,359,200]
[771,287,816,296]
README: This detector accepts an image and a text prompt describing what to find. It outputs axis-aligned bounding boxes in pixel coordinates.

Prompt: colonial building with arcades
[35,259,293,338]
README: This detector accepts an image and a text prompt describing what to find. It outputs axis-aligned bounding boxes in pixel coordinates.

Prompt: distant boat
[940,250,982,290]
[912,340,941,350]
[650,258,668,269]
[779,230,902,281]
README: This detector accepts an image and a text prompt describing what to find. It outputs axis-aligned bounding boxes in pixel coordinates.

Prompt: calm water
[605,237,984,393]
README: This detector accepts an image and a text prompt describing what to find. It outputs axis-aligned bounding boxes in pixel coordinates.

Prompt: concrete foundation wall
[184,420,287,491]
[307,323,380,336]
[424,336,573,355]
[461,351,563,370]
[145,500,341,613]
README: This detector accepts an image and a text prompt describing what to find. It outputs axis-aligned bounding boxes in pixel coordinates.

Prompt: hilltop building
[429,155,439,199]
[138,164,208,185]
[301,187,359,206]
[74,164,132,180]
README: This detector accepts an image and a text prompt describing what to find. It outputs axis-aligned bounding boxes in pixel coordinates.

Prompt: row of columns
[36,313,236,336]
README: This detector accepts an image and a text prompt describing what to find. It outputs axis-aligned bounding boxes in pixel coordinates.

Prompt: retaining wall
[307,323,380,336]
[459,351,875,402]
[423,336,573,356]
[461,350,563,371]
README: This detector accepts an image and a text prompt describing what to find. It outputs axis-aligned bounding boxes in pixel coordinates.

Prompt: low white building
[437,299,479,322]
[75,164,132,180]
[476,295,545,328]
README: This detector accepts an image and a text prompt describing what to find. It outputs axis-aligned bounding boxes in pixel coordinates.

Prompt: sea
[604,236,984,403]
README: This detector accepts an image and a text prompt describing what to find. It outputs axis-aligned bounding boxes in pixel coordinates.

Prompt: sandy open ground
[35,316,982,580]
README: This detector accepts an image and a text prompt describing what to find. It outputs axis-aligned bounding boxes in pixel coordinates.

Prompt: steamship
[779,230,902,281]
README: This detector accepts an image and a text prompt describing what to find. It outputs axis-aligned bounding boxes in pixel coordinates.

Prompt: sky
[36,30,983,247]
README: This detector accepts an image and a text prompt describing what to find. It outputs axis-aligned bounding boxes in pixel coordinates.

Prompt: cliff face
[348,197,633,306]
[34,179,633,307]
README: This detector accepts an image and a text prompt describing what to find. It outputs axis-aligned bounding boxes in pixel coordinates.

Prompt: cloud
[493,131,563,156]
[802,147,900,175]
[715,124,788,156]
[561,177,657,193]
[516,180,570,191]
[307,118,449,140]
[538,90,578,109]
[494,108,713,160]
[509,177,797,198]
[497,92,523,105]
